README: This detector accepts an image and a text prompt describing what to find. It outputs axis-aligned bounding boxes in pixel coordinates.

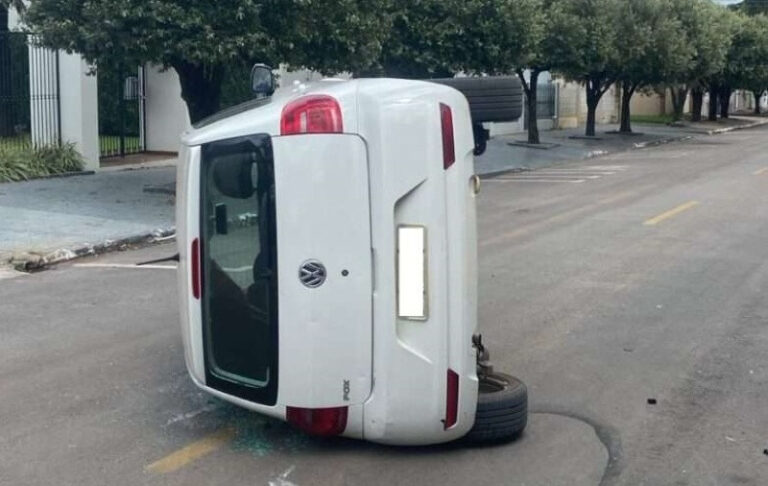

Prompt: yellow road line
[754,167,768,175]
[644,201,699,226]
[145,428,235,474]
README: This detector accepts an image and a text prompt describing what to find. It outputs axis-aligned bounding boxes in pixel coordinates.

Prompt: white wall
[7,5,21,29]
[58,53,100,170]
[144,65,190,153]
[141,64,343,153]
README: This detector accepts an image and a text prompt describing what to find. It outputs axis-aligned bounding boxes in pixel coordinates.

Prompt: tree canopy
[22,0,388,122]
[14,0,768,132]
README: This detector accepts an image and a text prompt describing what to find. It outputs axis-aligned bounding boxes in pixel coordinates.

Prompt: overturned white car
[175,70,527,445]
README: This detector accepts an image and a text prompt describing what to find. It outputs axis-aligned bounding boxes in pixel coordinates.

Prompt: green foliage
[18,0,768,125]
[723,13,768,94]
[742,0,768,15]
[0,143,84,182]
[669,0,735,87]
[457,0,544,76]
[550,0,622,85]
[23,0,390,121]
[630,114,676,125]
[614,0,692,89]
[364,0,467,78]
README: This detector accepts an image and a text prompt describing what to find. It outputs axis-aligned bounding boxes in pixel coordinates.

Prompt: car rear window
[199,134,278,405]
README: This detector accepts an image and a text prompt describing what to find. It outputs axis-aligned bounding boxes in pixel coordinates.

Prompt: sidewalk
[476,115,768,175]
[2,115,766,270]
[0,166,176,269]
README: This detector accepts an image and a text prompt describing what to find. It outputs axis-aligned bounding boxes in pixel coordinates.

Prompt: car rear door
[272,134,372,408]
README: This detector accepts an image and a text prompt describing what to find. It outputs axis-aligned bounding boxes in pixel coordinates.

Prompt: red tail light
[444,369,459,429]
[440,103,455,170]
[281,95,343,135]
[191,238,201,300]
[286,406,348,437]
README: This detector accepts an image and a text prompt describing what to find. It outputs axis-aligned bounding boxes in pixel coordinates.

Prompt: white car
[175,72,527,446]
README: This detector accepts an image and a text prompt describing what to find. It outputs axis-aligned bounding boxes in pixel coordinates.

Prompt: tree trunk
[754,91,762,115]
[619,83,635,133]
[708,83,719,121]
[584,78,608,137]
[586,89,597,136]
[670,86,688,122]
[173,61,225,124]
[690,88,704,122]
[719,85,731,119]
[525,70,541,144]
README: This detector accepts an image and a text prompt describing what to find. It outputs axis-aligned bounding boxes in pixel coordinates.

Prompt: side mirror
[251,64,276,98]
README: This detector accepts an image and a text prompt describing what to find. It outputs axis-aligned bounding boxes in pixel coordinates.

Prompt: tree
[509,0,582,144]
[551,0,622,137]
[665,0,734,122]
[456,0,551,143]
[743,15,768,113]
[742,0,768,16]
[718,13,768,117]
[614,0,692,132]
[363,0,468,78]
[22,0,388,123]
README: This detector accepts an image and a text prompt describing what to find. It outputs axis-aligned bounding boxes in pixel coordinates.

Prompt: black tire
[430,77,524,123]
[463,372,528,444]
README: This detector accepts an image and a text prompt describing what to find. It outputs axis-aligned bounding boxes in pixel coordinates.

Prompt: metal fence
[536,83,557,119]
[0,32,61,151]
[98,65,145,158]
[524,83,558,130]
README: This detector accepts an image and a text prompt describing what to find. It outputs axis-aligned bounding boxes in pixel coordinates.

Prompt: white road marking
[528,169,617,174]
[269,466,298,486]
[485,165,629,184]
[486,178,587,183]
[0,268,27,280]
[164,404,219,427]
[579,165,628,170]
[74,263,177,270]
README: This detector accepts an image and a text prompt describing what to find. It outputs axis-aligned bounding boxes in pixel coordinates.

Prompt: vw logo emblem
[299,260,327,288]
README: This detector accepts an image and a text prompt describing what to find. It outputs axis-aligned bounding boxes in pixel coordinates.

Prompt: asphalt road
[2,126,768,485]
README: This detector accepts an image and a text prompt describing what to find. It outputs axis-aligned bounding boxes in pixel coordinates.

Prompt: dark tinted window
[200,134,278,405]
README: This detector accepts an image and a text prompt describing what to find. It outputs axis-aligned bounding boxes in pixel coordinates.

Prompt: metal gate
[98,65,145,158]
[0,32,61,150]
[524,83,558,129]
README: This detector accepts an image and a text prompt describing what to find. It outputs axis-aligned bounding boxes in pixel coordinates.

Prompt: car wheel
[463,372,527,444]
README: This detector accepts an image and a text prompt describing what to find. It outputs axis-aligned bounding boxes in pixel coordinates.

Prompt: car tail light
[191,238,201,300]
[440,103,455,170]
[286,406,348,437]
[444,369,459,429]
[281,95,343,135]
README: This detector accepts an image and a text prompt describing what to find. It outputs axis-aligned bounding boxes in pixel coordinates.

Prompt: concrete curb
[8,227,176,272]
[706,119,768,135]
[633,135,694,149]
[0,170,95,185]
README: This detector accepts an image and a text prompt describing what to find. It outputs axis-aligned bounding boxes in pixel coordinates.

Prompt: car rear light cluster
[444,369,459,429]
[281,95,343,135]
[286,406,348,437]
[440,103,455,170]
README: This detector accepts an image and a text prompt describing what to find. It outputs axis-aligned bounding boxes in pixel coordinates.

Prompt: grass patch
[99,135,142,156]
[630,114,676,125]
[2,134,142,157]
[0,143,85,182]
